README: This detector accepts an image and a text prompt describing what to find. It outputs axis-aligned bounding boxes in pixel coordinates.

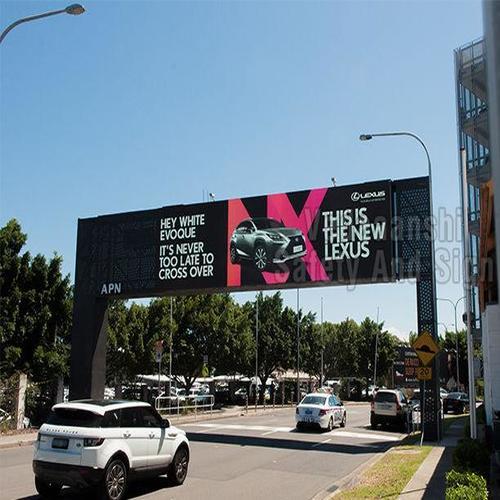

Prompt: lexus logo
[351,190,386,202]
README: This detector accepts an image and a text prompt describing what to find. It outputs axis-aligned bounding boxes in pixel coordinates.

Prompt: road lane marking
[193,425,224,433]
[261,430,277,436]
[328,430,401,441]
[186,423,294,433]
[312,438,331,448]
[185,423,401,442]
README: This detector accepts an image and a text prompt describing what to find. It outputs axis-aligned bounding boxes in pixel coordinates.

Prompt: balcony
[461,107,489,148]
[459,57,487,102]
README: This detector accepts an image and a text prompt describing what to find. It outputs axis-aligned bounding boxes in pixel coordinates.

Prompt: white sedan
[295,393,346,431]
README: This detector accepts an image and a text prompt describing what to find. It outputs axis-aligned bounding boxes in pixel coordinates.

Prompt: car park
[370,389,412,431]
[33,400,190,500]
[443,392,470,414]
[295,393,346,431]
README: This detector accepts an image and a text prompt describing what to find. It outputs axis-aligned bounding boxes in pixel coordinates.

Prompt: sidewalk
[0,430,38,450]
[398,419,466,499]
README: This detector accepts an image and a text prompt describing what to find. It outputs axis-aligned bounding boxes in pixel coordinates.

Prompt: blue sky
[1,0,483,339]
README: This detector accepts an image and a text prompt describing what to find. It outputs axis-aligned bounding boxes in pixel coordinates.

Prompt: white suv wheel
[104,459,127,500]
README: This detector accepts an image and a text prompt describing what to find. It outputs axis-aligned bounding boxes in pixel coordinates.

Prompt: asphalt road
[0,403,406,500]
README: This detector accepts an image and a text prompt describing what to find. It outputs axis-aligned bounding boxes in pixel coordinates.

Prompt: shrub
[446,469,487,490]
[445,484,487,500]
[452,438,490,478]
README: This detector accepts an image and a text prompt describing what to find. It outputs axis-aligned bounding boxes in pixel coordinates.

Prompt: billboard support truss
[69,175,440,441]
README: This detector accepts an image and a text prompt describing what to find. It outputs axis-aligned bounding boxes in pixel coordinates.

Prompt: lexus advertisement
[92,181,394,296]
[150,179,393,294]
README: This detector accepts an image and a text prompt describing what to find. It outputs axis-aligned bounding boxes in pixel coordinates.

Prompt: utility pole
[461,148,477,439]
[255,294,259,411]
[296,289,300,404]
[320,297,324,388]
[169,297,173,395]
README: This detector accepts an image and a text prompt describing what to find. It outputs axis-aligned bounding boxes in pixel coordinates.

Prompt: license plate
[52,438,69,449]
[293,245,303,253]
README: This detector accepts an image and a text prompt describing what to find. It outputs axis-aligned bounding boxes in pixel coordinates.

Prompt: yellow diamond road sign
[412,332,440,366]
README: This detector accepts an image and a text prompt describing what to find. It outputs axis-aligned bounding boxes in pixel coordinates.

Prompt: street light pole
[360,131,440,440]
[320,297,324,388]
[373,307,380,389]
[437,296,466,389]
[0,4,85,44]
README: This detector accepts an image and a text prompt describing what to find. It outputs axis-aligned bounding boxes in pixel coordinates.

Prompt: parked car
[370,389,412,431]
[33,400,190,500]
[230,217,307,271]
[295,393,346,431]
[443,392,470,414]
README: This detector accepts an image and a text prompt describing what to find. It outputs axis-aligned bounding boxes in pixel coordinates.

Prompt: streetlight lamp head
[66,3,85,15]
[359,134,373,141]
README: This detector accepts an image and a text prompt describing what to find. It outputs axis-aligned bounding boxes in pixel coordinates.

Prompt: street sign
[412,332,440,366]
[155,340,163,363]
[416,366,432,381]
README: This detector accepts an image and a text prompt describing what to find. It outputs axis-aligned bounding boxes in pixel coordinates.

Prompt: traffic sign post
[412,332,441,443]
[155,340,164,394]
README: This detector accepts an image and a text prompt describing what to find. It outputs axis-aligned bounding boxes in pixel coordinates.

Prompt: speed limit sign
[416,366,432,381]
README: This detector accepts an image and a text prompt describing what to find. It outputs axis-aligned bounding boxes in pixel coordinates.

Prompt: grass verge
[335,444,432,499]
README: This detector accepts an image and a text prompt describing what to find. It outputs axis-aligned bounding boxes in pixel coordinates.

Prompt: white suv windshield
[47,408,103,427]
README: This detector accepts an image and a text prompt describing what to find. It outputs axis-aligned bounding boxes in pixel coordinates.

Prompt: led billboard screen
[90,179,394,297]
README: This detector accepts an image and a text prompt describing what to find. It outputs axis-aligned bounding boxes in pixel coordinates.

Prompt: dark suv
[230,217,307,271]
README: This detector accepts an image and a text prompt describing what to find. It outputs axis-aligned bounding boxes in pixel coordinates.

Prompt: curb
[0,435,37,450]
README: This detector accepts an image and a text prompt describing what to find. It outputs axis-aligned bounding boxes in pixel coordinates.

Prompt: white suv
[370,389,412,431]
[33,400,190,499]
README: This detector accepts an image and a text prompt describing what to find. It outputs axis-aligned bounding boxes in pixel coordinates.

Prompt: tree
[245,292,296,403]
[169,294,247,392]
[0,219,72,382]
[357,317,397,394]
[107,300,151,388]
[323,318,360,379]
[440,329,467,388]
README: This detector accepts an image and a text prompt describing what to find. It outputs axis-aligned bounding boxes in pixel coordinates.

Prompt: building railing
[155,394,215,415]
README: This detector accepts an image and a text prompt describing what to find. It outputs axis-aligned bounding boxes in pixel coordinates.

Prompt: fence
[155,394,215,416]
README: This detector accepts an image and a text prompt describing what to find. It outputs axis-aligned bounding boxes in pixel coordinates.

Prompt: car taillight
[319,409,327,416]
[295,407,299,414]
[83,437,105,447]
[396,402,402,412]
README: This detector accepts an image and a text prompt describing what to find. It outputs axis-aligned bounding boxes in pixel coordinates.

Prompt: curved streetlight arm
[0,4,84,44]
[360,132,431,177]
[0,9,66,44]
